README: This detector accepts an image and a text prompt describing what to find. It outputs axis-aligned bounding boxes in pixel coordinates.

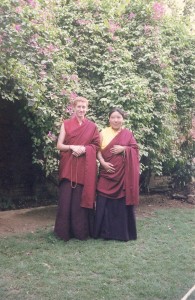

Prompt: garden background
[0,0,194,208]
[0,1,195,299]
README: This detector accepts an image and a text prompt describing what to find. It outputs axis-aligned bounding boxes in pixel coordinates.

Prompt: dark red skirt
[94,194,137,241]
[54,179,94,241]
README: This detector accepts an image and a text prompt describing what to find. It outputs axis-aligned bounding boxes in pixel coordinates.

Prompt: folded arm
[57,123,86,156]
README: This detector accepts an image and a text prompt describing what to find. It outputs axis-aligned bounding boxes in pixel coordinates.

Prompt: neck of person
[111,126,122,132]
[76,116,84,125]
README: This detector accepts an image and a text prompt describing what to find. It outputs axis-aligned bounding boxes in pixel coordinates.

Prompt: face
[74,101,88,119]
[109,111,124,130]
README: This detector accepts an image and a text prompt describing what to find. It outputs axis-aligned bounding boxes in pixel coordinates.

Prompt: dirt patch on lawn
[0,195,194,237]
[0,205,57,237]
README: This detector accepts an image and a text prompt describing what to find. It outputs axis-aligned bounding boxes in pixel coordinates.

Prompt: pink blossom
[30,34,39,40]
[70,74,79,82]
[29,40,39,48]
[65,38,72,44]
[15,6,23,13]
[108,21,121,34]
[18,0,25,5]
[171,104,177,111]
[108,46,113,52]
[150,57,159,65]
[47,43,59,52]
[190,117,195,140]
[190,129,195,140]
[38,44,59,56]
[178,135,186,144]
[76,19,91,25]
[144,25,153,35]
[27,0,37,8]
[65,105,74,115]
[39,70,47,78]
[28,34,40,48]
[48,131,57,141]
[152,2,166,20]
[61,89,68,96]
[111,35,117,41]
[162,86,169,93]
[69,92,78,101]
[31,19,39,24]
[0,35,3,44]
[128,13,136,20]
[160,63,167,69]
[14,24,21,32]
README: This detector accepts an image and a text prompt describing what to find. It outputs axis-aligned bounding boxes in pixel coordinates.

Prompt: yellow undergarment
[101,127,121,149]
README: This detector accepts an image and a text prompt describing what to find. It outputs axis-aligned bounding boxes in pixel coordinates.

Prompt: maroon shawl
[59,117,100,208]
[97,128,139,205]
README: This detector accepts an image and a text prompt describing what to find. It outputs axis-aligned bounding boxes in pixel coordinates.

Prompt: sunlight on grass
[0,208,194,300]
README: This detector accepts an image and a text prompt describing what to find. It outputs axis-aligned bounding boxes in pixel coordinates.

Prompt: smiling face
[74,101,88,120]
[109,111,124,131]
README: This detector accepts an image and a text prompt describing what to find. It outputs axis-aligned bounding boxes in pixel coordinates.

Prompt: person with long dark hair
[94,108,139,241]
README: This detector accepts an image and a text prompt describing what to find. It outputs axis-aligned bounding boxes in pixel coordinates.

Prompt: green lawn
[0,208,194,300]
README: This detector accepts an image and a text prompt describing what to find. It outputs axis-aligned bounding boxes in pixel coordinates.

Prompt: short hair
[109,107,126,118]
[73,96,89,107]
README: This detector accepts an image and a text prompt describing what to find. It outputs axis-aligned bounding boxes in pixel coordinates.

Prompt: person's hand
[70,145,86,157]
[101,161,115,173]
[110,145,125,155]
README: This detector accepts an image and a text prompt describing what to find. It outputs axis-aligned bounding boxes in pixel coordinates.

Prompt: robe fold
[59,117,100,208]
[97,128,139,205]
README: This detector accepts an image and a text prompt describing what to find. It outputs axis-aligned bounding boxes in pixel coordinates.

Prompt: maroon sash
[97,128,139,205]
[59,117,100,208]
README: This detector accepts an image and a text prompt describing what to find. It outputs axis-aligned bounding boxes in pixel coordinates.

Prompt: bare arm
[57,123,69,151]
[97,132,115,173]
[57,122,86,156]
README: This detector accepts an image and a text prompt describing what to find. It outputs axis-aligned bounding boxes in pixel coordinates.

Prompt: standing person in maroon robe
[54,97,100,241]
[94,108,140,241]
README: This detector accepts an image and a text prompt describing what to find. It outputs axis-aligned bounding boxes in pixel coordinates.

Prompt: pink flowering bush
[152,2,166,20]
[0,0,194,188]
[48,131,57,141]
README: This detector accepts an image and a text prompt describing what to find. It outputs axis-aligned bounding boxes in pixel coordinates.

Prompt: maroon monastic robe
[97,128,139,205]
[59,116,100,208]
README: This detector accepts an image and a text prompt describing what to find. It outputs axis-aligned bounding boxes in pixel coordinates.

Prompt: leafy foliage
[0,0,194,188]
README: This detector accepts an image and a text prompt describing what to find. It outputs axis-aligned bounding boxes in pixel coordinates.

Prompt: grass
[0,208,194,300]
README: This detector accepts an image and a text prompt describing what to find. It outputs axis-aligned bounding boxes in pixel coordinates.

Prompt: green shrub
[0,0,194,188]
